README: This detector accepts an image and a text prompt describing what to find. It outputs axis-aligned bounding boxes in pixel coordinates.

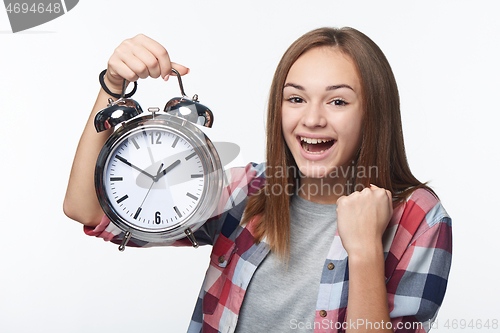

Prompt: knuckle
[123,72,138,81]
[133,33,146,41]
[113,45,128,58]
[121,38,135,49]
[107,58,117,69]
[156,46,168,57]
[136,63,147,73]
[144,58,158,70]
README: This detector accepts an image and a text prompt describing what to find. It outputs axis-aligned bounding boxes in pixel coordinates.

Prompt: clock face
[102,126,206,231]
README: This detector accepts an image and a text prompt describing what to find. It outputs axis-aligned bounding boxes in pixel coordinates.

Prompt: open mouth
[300,136,335,154]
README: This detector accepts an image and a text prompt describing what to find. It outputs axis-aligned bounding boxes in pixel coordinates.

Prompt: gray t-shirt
[235,194,338,332]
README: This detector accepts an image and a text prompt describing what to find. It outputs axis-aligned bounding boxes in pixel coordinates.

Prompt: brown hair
[242,27,431,258]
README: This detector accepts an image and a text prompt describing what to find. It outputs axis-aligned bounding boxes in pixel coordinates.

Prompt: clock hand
[115,155,156,180]
[147,146,156,164]
[133,163,164,220]
[156,159,181,181]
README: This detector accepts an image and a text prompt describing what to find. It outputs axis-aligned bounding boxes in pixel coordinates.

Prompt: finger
[163,62,190,82]
[370,184,390,197]
[110,45,149,81]
[336,195,345,205]
[106,60,139,90]
[131,35,190,79]
[136,37,189,80]
[170,62,190,75]
[385,189,393,201]
[136,35,173,80]
[130,45,162,79]
[381,189,393,215]
[119,53,151,80]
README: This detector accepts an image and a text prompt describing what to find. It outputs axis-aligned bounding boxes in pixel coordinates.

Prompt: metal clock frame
[95,112,223,249]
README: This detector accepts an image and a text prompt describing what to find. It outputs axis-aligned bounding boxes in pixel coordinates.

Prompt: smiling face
[282,46,364,181]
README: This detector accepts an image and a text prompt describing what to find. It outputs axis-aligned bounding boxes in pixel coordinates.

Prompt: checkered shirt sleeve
[314,188,452,332]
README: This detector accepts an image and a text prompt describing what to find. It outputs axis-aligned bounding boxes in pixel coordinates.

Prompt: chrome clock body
[95,113,223,247]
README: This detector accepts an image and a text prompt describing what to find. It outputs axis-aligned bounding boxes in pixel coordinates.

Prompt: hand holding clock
[104,34,190,95]
[63,33,223,244]
[64,34,190,227]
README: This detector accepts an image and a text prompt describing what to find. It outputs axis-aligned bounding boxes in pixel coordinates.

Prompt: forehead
[285,46,361,92]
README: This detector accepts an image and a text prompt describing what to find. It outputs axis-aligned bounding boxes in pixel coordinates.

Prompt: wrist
[103,71,125,95]
[99,69,137,99]
[347,241,384,263]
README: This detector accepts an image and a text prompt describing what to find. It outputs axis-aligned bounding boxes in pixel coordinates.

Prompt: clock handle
[171,68,188,98]
[184,228,199,248]
[164,69,214,128]
[120,79,127,99]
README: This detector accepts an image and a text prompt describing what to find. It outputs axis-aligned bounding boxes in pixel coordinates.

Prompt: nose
[302,103,327,128]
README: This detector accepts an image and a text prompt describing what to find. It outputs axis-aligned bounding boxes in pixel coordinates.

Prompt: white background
[1,1,499,332]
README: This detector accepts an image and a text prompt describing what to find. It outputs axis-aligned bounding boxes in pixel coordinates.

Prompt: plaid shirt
[85,162,452,333]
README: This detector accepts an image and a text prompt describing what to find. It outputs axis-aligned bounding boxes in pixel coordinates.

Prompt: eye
[285,96,304,104]
[330,98,348,106]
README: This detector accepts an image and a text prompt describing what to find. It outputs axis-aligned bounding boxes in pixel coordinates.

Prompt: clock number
[155,211,161,224]
[149,132,162,145]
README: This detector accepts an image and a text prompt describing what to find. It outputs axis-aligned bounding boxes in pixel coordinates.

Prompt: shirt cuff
[83,215,117,241]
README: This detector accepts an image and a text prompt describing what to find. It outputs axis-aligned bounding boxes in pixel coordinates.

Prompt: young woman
[64,27,452,332]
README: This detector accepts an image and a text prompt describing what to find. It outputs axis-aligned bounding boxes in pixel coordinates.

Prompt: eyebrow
[283,82,354,91]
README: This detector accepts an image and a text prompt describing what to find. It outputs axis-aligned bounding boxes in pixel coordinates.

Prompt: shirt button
[327,263,335,270]
[218,255,225,263]
[320,310,327,317]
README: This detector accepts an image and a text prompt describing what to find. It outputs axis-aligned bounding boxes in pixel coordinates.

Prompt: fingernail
[164,74,170,81]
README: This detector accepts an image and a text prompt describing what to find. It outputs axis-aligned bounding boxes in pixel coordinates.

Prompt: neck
[297,175,350,204]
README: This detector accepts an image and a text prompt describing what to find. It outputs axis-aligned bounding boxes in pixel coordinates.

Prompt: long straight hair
[242,27,431,258]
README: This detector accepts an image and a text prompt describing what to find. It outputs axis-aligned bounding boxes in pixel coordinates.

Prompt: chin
[296,162,332,179]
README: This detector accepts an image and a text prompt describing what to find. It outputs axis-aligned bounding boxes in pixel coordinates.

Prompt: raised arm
[336,185,395,332]
[63,34,189,227]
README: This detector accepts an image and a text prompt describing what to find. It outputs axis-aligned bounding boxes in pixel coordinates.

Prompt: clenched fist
[336,184,393,256]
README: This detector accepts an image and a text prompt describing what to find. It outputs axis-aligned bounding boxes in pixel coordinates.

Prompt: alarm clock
[94,70,223,251]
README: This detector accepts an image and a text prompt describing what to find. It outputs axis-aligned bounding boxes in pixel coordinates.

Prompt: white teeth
[300,136,333,144]
[300,136,335,154]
